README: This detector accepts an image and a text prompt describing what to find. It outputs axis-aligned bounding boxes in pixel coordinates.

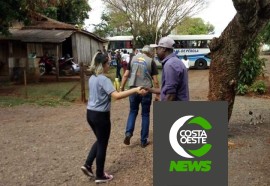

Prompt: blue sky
[85,0,236,35]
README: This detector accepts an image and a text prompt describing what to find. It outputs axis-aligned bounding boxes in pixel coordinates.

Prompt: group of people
[114,48,141,82]
[81,36,189,183]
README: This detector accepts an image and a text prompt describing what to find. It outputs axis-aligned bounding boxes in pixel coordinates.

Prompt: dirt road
[0,61,270,185]
[188,69,209,100]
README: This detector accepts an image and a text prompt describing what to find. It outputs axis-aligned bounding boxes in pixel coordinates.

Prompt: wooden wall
[72,33,103,66]
[27,43,62,59]
[0,31,105,78]
[0,41,27,76]
[0,41,9,75]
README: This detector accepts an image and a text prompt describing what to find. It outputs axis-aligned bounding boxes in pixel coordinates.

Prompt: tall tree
[55,0,90,25]
[102,0,207,45]
[0,0,35,34]
[93,11,131,38]
[93,12,114,38]
[175,17,214,35]
[208,0,270,120]
[0,0,90,35]
[38,0,91,26]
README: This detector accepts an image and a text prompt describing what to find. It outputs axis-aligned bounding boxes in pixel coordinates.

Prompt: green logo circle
[169,116,212,158]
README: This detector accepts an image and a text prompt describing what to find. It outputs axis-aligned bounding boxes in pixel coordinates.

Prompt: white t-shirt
[122,53,130,63]
[182,59,189,69]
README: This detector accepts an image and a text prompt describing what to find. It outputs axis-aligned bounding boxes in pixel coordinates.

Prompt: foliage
[0,0,62,35]
[236,36,266,95]
[236,84,249,95]
[41,6,58,20]
[237,80,267,96]
[102,0,207,44]
[262,21,270,44]
[37,0,91,26]
[0,0,28,35]
[93,12,113,38]
[249,80,267,95]
[93,11,131,38]
[94,9,156,47]
[53,0,90,25]
[175,17,214,35]
[0,0,90,35]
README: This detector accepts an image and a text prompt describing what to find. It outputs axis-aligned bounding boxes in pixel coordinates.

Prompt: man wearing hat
[150,36,189,101]
[120,45,160,148]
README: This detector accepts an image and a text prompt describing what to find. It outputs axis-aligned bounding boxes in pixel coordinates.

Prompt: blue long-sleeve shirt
[161,53,189,101]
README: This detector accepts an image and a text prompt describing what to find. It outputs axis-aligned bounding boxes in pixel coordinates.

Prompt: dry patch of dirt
[1,58,270,186]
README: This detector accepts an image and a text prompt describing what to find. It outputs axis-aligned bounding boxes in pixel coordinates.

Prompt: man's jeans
[125,92,152,144]
[116,66,122,81]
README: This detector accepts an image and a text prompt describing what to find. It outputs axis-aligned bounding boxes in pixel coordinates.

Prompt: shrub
[236,84,249,95]
[250,80,267,95]
[237,36,266,95]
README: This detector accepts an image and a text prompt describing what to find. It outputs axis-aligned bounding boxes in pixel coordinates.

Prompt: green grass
[0,97,28,107]
[0,67,162,107]
[0,81,82,107]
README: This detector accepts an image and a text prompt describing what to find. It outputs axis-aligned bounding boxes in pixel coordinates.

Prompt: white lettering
[179,130,207,144]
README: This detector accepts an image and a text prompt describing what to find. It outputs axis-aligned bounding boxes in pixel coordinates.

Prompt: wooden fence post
[23,67,28,98]
[56,45,59,81]
[80,62,86,102]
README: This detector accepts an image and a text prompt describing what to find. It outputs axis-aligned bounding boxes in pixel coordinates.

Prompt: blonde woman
[81,52,143,183]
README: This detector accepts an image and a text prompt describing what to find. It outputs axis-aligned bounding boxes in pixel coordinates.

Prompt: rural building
[0,13,107,82]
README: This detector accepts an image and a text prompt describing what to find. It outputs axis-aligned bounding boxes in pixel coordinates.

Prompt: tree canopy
[101,0,207,45]
[0,0,91,35]
[41,0,91,26]
[0,0,29,35]
[175,17,214,35]
[93,11,131,38]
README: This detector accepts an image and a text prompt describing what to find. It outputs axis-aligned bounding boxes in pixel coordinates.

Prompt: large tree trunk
[208,0,270,121]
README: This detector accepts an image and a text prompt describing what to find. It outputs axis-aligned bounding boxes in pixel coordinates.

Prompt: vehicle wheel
[39,62,46,76]
[195,59,207,69]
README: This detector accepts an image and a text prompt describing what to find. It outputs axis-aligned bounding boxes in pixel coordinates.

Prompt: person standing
[182,55,189,69]
[150,37,189,101]
[121,49,130,74]
[120,45,160,148]
[115,50,122,81]
[129,47,140,63]
[129,48,136,63]
[81,52,144,183]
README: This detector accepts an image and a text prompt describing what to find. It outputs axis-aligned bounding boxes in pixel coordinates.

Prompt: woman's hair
[88,52,109,76]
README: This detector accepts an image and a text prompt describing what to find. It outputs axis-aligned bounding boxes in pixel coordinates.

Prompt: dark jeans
[85,110,111,178]
[125,92,152,144]
[116,66,122,81]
